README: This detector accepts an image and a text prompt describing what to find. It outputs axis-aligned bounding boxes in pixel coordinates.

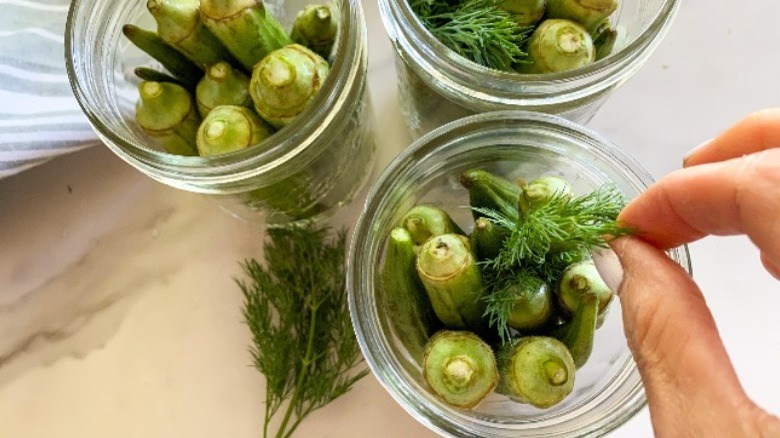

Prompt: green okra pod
[200,0,293,71]
[196,61,253,117]
[241,172,326,221]
[505,275,554,332]
[592,19,618,60]
[497,336,575,408]
[401,204,465,247]
[291,3,339,59]
[556,260,613,315]
[545,0,618,31]
[135,81,200,156]
[381,227,439,363]
[122,25,203,87]
[134,67,182,86]
[552,291,598,368]
[523,19,595,74]
[416,234,486,329]
[470,217,508,261]
[147,0,232,68]
[249,44,330,129]
[519,175,574,213]
[196,105,274,156]
[499,0,546,27]
[423,330,499,409]
[460,169,522,221]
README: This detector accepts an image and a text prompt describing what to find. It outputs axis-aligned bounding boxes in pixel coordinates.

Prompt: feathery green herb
[410,0,531,71]
[481,269,542,341]
[238,225,368,438]
[475,184,631,342]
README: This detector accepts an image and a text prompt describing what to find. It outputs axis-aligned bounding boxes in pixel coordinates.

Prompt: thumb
[603,237,770,437]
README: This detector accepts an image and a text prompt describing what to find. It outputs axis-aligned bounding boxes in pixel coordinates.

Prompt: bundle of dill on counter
[238,225,368,438]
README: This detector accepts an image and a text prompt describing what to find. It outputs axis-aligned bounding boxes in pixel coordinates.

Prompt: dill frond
[411,0,531,71]
[238,225,368,438]
[475,184,631,341]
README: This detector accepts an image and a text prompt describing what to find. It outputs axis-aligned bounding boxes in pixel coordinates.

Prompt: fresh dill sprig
[476,184,630,274]
[410,0,531,71]
[482,269,541,342]
[238,225,368,438]
[476,184,631,342]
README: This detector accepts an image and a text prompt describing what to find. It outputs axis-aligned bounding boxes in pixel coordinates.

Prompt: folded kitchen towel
[0,0,99,179]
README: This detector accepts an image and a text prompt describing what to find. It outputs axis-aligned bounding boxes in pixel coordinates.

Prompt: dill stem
[282,413,308,438]
[263,383,272,438]
[275,302,320,438]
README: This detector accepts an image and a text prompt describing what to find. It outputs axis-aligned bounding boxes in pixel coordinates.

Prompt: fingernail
[593,247,624,295]
[682,137,714,167]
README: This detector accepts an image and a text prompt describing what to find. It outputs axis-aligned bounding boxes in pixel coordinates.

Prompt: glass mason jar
[66,0,375,225]
[348,111,692,437]
[379,0,679,138]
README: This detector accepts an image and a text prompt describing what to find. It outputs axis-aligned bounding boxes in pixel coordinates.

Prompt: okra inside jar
[67,0,376,225]
[379,0,679,136]
[349,112,692,435]
[380,166,626,412]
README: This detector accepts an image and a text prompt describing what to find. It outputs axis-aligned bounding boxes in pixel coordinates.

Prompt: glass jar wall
[67,0,375,225]
[379,0,679,138]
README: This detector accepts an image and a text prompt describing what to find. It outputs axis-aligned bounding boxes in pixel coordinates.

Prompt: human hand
[595,109,780,437]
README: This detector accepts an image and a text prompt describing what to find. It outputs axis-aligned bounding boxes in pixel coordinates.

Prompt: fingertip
[760,251,780,280]
[682,137,715,168]
[593,247,623,295]
[683,108,780,167]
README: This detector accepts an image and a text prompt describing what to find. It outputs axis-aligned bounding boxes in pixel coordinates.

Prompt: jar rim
[348,111,693,436]
[65,0,368,193]
[378,0,680,109]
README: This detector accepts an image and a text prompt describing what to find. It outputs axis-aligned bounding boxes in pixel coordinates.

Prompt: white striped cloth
[0,0,98,179]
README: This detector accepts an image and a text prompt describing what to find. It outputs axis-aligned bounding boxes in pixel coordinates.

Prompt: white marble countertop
[1,1,780,437]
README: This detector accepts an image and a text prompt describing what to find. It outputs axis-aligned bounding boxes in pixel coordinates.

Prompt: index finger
[684,108,780,167]
[618,149,780,264]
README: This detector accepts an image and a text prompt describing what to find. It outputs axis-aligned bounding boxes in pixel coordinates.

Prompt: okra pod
[423,330,499,409]
[196,105,274,156]
[552,291,598,368]
[556,260,613,315]
[402,204,465,247]
[470,217,508,261]
[196,61,253,117]
[200,0,293,70]
[519,175,574,213]
[122,24,203,87]
[291,3,339,59]
[546,0,618,31]
[249,44,330,129]
[505,275,554,332]
[524,19,595,74]
[135,81,200,156]
[381,227,439,363]
[416,234,486,329]
[147,0,232,68]
[134,67,182,86]
[497,336,575,408]
[460,169,522,221]
[499,0,546,27]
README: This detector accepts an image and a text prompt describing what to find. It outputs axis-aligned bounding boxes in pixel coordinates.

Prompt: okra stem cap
[196,61,253,117]
[249,44,329,128]
[557,260,613,314]
[498,336,576,408]
[526,19,595,74]
[196,105,274,156]
[499,0,546,26]
[291,4,339,57]
[423,331,499,409]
